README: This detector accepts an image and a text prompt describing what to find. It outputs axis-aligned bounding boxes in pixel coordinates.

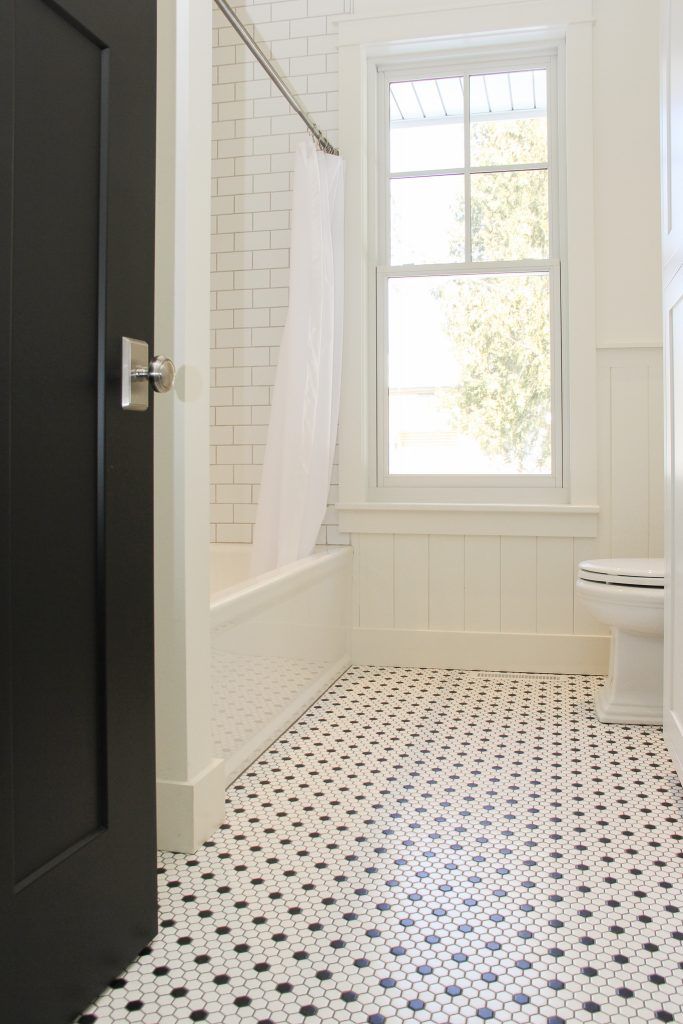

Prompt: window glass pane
[387,274,552,476]
[470,70,548,166]
[471,170,549,261]
[390,77,465,173]
[391,123,465,174]
[391,176,465,265]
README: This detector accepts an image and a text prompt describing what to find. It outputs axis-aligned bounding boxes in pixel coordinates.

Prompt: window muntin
[378,56,562,492]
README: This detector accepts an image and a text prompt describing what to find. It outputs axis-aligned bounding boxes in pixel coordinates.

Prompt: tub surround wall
[210,0,351,547]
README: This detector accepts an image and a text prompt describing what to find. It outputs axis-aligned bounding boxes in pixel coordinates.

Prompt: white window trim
[337,0,598,537]
[374,48,564,502]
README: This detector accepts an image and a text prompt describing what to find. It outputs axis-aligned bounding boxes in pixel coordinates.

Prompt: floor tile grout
[77,668,683,1024]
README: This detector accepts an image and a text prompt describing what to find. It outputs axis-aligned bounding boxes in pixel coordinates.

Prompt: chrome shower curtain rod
[213,0,340,156]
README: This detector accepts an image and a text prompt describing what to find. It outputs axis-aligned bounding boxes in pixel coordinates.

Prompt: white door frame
[153,0,225,853]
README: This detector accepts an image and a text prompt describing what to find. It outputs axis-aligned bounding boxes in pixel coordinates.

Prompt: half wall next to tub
[210,545,352,784]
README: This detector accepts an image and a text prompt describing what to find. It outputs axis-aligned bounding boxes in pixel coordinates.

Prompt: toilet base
[595,627,663,725]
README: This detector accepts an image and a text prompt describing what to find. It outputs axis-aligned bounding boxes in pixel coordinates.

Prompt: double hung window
[376,53,563,500]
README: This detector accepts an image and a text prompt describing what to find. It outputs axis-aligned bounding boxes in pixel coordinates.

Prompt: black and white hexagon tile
[76,668,683,1024]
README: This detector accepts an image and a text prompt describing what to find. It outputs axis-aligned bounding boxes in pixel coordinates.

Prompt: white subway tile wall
[210,0,351,546]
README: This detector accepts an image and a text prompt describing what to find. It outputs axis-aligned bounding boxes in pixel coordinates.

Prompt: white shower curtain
[250,137,344,575]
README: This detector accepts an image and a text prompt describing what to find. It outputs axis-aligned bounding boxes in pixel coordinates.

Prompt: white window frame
[374,48,565,502]
[337,0,599,538]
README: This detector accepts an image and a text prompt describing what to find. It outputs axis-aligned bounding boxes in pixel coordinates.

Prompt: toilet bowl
[575,558,665,724]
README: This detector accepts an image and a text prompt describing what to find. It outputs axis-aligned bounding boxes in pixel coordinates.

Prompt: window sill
[337,502,599,537]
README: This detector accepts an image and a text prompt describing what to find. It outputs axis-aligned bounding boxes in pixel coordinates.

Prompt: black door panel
[0,1,158,1021]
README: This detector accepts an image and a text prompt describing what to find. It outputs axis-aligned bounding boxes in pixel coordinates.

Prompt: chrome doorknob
[148,355,176,394]
[122,337,176,411]
[131,354,176,392]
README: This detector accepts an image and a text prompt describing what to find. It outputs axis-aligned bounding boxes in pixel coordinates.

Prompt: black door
[0,2,158,1022]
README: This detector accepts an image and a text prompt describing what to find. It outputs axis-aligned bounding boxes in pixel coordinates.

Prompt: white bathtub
[210,544,352,783]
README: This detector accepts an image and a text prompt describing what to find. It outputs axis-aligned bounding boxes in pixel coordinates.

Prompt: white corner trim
[338,504,599,537]
[352,627,609,675]
[156,756,226,855]
[155,0,218,853]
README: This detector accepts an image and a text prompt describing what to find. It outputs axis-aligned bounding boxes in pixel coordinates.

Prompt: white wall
[210,0,664,671]
[594,0,662,350]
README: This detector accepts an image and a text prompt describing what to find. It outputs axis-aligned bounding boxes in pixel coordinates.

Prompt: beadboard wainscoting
[348,347,663,674]
[350,533,609,672]
[597,347,663,559]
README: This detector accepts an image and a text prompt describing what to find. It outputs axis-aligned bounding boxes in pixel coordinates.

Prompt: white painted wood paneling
[464,537,501,633]
[536,537,574,636]
[610,364,650,555]
[500,537,537,634]
[649,363,665,556]
[428,535,465,631]
[351,542,361,628]
[394,535,428,629]
[358,534,394,629]
[596,353,613,556]
[573,537,609,636]
[597,348,663,561]
[664,274,683,780]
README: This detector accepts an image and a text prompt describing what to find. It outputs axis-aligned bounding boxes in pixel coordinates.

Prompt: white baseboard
[664,708,683,786]
[156,756,226,854]
[222,655,352,786]
[352,627,610,675]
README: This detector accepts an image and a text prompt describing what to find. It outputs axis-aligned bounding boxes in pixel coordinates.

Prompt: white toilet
[575,558,665,724]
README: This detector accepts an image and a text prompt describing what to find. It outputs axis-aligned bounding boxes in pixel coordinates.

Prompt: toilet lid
[578,557,665,588]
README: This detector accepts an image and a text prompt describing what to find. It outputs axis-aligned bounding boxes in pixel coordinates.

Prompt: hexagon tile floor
[77,668,683,1024]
